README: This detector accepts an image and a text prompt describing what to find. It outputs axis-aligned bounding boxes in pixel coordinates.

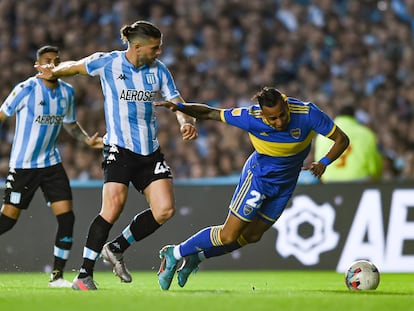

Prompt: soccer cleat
[50,269,64,281]
[48,270,72,288]
[101,243,132,283]
[177,254,201,287]
[72,275,98,290]
[158,245,179,290]
[48,278,73,288]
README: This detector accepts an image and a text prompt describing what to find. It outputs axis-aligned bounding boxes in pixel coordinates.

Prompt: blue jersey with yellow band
[220,97,336,183]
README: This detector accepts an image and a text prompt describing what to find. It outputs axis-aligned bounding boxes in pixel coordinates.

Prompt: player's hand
[154,101,198,140]
[302,161,327,179]
[34,63,55,80]
[180,123,198,140]
[85,132,104,149]
[154,101,178,111]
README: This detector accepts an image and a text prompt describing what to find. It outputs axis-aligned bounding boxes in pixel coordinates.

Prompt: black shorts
[102,144,173,192]
[3,163,72,210]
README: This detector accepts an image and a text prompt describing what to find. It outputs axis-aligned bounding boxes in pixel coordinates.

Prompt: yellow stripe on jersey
[229,170,253,222]
[249,109,262,118]
[249,131,316,157]
[288,103,310,114]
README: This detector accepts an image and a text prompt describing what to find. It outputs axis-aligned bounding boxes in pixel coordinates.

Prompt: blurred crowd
[0,0,414,182]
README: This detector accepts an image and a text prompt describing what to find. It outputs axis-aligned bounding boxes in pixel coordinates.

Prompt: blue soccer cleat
[177,253,201,287]
[158,245,179,290]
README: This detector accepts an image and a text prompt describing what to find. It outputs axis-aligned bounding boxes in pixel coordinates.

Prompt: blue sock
[179,226,223,257]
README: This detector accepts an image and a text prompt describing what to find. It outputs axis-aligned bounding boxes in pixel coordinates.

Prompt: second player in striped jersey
[0,45,103,288]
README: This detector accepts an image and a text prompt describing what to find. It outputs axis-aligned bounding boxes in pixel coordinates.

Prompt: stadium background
[0,0,413,273]
[1,0,414,181]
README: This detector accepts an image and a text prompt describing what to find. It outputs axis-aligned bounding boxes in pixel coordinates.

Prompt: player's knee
[152,204,175,224]
[244,234,262,244]
[240,230,265,244]
[219,231,239,245]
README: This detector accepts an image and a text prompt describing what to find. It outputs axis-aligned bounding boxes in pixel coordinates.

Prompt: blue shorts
[229,154,298,224]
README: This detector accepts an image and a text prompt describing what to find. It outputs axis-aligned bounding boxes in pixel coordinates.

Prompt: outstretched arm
[168,97,198,140]
[155,101,222,121]
[303,126,350,179]
[63,122,103,149]
[35,58,88,80]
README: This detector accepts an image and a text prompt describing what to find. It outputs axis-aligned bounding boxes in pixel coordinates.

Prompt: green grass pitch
[0,271,412,311]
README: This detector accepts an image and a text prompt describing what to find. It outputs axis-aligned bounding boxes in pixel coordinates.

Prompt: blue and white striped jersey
[0,77,76,169]
[84,51,181,155]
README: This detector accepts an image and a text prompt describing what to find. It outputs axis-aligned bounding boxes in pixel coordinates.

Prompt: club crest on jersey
[59,98,67,109]
[290,128,301,139]
[145,73,156,84]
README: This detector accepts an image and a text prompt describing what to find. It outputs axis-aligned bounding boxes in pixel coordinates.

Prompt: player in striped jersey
[0,45,103,288]
[36,21,198,290]
[155,87,349,290]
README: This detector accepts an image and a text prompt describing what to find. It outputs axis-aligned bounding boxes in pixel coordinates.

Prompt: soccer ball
[344,260,380,290]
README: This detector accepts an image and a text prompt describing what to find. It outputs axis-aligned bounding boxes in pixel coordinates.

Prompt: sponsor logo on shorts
[10,192,21,204]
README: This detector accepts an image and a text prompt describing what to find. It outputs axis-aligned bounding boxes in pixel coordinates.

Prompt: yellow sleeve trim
[220,109,227,123]
[326,124,337,138]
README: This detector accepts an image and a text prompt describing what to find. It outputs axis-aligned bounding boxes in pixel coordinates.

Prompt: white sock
[173,245,182,260]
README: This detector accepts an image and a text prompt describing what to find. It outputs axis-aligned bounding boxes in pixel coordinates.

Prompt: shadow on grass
[303,289,413,296]
[167,289,234,294]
